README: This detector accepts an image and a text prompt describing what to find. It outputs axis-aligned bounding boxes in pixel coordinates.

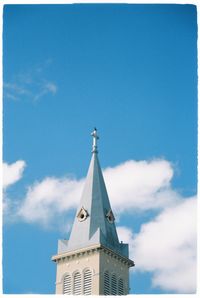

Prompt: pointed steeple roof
[61,129,129,258]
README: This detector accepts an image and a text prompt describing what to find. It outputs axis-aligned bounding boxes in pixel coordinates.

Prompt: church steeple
[67,128,120,253]
[52,129,134,295]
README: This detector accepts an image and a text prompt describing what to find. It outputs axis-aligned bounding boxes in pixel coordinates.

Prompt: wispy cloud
[4,60,58,102]
[4,82,32,101]
[33,81,57,101]
[45,82,57,94]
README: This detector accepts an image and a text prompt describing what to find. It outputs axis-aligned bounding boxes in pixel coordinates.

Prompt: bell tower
[52,129,134,295]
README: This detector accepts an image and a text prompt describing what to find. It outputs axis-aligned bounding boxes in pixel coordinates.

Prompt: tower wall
[54,246,131,295]
[99,249,130,295]
[55,249,100,295]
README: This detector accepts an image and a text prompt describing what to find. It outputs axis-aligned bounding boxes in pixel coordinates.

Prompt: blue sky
[3,4,197,295]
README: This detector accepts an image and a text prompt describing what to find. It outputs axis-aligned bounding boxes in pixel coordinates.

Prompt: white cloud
[3,160,27,217]
[117,197,197,293]
[17,177,84,225]
[15,159,178,225]
[104,159,180,212]
[3,160,26,189]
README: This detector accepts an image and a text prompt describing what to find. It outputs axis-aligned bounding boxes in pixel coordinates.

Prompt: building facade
[52,129,134,295]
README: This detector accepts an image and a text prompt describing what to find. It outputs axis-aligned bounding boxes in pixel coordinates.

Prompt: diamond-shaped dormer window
[77,207,89,222]
[106,209,115,223]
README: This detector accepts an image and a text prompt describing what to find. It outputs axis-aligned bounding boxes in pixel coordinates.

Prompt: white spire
[91,128,99,153]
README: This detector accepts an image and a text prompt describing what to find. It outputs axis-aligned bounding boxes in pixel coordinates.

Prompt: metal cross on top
[91,127,99,153]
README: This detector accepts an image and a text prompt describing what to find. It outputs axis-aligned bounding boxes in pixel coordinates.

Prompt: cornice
[51,243,134,268]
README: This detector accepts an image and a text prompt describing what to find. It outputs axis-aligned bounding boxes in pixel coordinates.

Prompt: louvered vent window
[63,274,71,295]
[73,272,82,295]
[118,278,124,295]
[111,274,117,295]
[83,269,92,295]
[104,271,110,295]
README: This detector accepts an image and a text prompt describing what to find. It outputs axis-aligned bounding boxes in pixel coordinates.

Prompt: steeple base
[52,244,134,295]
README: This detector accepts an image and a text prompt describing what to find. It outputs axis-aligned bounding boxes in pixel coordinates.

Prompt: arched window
[63,274,71,295]
[111,274,117,295]
[104,271,110,295]
[118,278,124,295]
[73,271,81,295]
[83,269,92,295]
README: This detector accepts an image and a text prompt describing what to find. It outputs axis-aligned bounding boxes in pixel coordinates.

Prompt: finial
[91,127,99,153]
